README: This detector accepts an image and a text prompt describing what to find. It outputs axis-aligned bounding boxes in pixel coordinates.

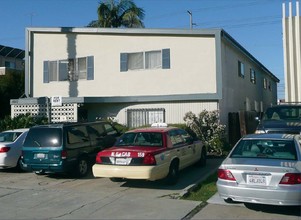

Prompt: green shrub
[0,114,48,132]
[184,110,227,155]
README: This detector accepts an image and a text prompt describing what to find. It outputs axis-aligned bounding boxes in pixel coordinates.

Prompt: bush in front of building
[183,110,228,156]
[0,114,48,132]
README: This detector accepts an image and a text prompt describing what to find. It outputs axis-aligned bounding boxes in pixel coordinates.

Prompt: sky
[0,0,293,99]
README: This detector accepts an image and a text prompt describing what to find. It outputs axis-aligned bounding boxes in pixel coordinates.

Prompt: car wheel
[15,157,23,172]
[166,161,179,185]
[197,148,207,167]
[76,157,89,178]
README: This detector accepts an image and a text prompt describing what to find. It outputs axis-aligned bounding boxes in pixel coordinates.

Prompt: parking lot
[0,159,222,219]
[0,158,300,219]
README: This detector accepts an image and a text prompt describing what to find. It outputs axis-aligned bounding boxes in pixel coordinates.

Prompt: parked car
[21,121,121,177]
[255,104,301,134]
[0,128,29,170]
[92,124,206,185]
[217,133,301,206]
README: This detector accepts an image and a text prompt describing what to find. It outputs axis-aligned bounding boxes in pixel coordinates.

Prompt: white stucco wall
[85,101,219,125]
[32,32,217,98]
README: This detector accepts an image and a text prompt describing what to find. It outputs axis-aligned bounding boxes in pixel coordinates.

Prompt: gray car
[217,133,301,206]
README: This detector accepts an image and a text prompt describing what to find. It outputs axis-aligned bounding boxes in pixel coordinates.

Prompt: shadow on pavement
[244,203,301,217]
[119,158,223,190]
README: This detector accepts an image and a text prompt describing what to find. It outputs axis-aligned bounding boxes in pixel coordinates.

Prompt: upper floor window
[268,80,272,91]
[263,78,267,89]
[238,61,245,78]
[43,56,94,83]
[120,49,170,72]
[250,68,256,84]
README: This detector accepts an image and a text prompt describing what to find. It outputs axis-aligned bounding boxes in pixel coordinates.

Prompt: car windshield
[0,132,22,143]
[230,139,297,160]
[262,106,301,121]
[23,128,62,147]
[116,132,163,147]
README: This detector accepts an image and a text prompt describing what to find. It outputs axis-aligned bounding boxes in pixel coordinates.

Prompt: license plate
[247,175,267,185]
[35,153,46,159]
[115,158,131,165]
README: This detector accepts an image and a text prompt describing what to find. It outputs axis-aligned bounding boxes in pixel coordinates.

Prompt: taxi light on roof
[151,123,168,127]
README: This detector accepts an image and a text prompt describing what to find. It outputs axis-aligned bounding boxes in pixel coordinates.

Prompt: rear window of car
[230,139,297,160]
[0,132,22,143]
[263,106,301,121]
[116,132,163,147]
[23,127,62,147]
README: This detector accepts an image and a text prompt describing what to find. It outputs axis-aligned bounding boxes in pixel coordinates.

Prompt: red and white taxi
[92,124,206,184]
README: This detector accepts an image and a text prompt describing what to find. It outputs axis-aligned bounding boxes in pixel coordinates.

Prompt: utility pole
[187,10,193,29]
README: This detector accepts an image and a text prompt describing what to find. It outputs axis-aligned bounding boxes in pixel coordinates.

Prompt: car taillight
[0,147,10,153]
[143,153,156,165]
[61,150,67,159]
[279,173,301,185]
[95,152,102,164]
[218,169,236,181]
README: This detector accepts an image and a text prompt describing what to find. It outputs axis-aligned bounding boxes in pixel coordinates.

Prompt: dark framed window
[263,78,267,89]
[43,56,94,83]
[120,49,170,72]
[238,61,245,78]
[250,68,256,84]
[268,80,272,91]
[127,108,165,128]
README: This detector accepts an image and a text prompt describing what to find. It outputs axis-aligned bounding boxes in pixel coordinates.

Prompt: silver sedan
[217,133,301,206]
[0,128,29,170]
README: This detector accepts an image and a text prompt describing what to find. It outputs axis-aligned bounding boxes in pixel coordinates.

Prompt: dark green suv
[255,104,301,134]
[21,121,121,177]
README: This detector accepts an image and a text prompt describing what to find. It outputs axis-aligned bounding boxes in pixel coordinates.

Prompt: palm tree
[88,0,145,28]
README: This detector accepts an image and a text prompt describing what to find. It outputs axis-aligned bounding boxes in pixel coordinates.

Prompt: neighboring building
[283,1,301,102]
[10,27,279,135]
[0,44,25,75]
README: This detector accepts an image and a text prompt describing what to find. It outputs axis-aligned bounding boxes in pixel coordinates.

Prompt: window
[263,78,267,89]
[120,48,170,72]
[250,68,256,84]
[5,61,16,69]
[127,108,165,128]
[238,61,245,78]
[43,56,94,83]
[128,52,144,70]
[169,130,185,146]
[268,81,272,91]
[145,51,162,69]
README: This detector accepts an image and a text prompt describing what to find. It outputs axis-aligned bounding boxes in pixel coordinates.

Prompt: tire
[165,161,179,185]
[15,158,23,172]
[76,157,89,178]
[197,148,207,167]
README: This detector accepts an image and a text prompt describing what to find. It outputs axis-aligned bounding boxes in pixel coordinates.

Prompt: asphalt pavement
[0,157,300,219]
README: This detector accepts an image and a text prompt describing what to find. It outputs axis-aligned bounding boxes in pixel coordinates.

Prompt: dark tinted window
[230,139,297,160]
[66,125,89,144]
[23,128,62,147]
[263,106,301,121]
[116,132,162,147]
[104,123,118,135]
